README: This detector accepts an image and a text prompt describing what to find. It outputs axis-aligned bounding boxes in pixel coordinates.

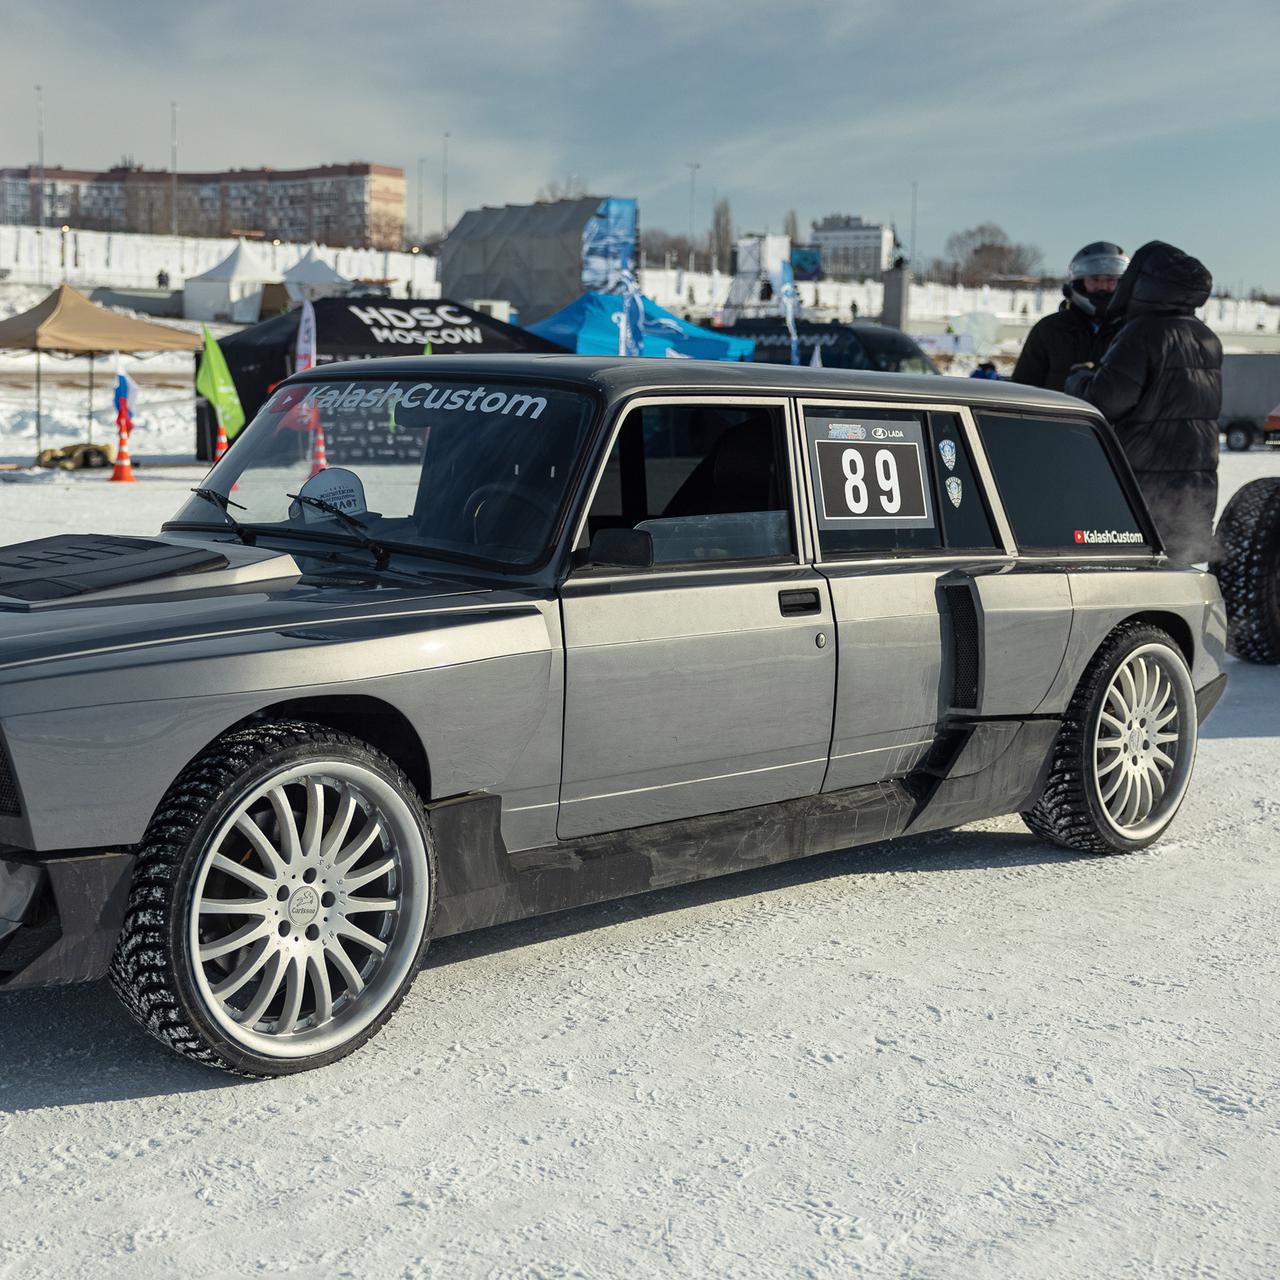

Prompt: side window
[976,412,1150,552]
[581,402,796,565]
[927,412,999,550]
[804,407,941,555]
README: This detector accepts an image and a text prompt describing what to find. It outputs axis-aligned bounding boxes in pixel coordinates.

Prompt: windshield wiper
[286,492,393,569]
[189,488,254,544]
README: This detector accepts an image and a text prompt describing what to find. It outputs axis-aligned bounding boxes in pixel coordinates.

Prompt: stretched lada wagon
[0,356,1227,1074]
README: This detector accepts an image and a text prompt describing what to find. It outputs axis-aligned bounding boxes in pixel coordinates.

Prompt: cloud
[6,0,1279,286]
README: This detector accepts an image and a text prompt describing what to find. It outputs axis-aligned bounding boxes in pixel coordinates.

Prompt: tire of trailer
[110,719,436,1077]
[1224,421,1255,452]
[1210,476,1280,665]
[1021,622,1198,855]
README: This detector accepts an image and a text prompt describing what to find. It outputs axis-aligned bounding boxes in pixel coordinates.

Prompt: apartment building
[0,162,405,250]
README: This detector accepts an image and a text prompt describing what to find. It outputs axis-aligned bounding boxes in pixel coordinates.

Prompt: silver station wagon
[0,356,1227,1074]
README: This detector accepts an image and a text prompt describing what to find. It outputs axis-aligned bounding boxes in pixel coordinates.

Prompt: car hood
[0,531,508,673]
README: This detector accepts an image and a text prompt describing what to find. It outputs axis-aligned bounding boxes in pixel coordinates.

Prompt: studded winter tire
[110,720,435,1076]
[1021,624,1198,854]
[1210,476,1280,665]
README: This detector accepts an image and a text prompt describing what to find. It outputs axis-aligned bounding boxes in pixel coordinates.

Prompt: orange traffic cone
[213,416,229,461]
[110,411,135,483]
[308,421,328,478]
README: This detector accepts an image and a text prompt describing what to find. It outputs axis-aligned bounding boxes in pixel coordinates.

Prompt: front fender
[0,606,555,851]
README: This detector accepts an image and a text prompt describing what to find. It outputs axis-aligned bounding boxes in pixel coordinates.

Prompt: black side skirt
[431,718,1059,940]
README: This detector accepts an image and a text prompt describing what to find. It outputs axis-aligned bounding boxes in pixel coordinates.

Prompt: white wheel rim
[1092,643,1197,841]
[188,760,428,1059]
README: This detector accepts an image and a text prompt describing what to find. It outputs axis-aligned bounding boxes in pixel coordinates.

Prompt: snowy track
[0,456,1277,1278]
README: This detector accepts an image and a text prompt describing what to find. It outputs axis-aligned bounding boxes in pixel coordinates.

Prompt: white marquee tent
[182,239,281,323]
[283,246,353,303]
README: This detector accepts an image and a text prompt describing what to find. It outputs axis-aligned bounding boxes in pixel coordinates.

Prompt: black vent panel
[0,739,19,816]
[944,585,981,709]
[0,535,227,609]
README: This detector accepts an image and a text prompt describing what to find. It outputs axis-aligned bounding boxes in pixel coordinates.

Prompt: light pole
[416,156,424,242]
[909,180,918,273]
[686,161,700,271]
[170,101,179,237]
[34,84,45,284]
[441,131,450,238]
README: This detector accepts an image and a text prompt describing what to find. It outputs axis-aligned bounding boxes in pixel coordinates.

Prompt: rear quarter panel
[1034,565,1226,713]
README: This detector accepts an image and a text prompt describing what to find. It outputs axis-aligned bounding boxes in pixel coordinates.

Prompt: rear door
[796,400,1013,788]
[557,396,836,839]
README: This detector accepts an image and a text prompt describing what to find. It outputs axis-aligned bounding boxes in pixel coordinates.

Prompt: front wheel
[111,720,434,1076]
[1022,624,1198,854]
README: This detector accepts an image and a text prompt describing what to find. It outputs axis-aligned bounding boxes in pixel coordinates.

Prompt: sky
[7,0,1280,291]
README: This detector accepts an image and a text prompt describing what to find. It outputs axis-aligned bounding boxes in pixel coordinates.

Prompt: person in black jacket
[1065,241,1222,563]
[1012,242,1129,391]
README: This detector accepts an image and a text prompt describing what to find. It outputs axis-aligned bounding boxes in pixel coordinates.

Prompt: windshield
[170,376,596,569]
[855,329,938,375]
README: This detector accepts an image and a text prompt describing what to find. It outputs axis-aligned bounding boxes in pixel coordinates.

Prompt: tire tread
[109,719,431,1077]
[1210,477,1280,664]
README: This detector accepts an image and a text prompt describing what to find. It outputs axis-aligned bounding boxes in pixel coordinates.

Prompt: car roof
[289,354,1096,416]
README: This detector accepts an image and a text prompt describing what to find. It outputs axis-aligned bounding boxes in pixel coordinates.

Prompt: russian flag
[113,359,140,434]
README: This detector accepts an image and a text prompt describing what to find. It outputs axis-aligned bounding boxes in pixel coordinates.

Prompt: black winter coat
[1012,302,1109,393]
[1065,241,1222,474]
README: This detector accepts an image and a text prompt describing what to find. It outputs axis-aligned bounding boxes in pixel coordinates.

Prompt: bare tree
[536,175,590,202]
[942,222,1042,285]
[783,209,800,244]
[642,228,694,268]
[711,198,733,268]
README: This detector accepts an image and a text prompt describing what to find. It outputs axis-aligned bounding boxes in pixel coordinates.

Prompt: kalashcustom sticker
[299,382,547,419]
[1073,528,1145,544]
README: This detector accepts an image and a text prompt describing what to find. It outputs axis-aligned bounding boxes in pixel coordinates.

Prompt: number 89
[841,447,900,515]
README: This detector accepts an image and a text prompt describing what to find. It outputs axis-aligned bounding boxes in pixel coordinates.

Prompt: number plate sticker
[808,418,934,528]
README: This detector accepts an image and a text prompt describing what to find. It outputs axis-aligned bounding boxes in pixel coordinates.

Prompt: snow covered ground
[0,454,1277,1278]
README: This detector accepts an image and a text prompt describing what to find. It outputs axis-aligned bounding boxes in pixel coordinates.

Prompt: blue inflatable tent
[528,292,755,361]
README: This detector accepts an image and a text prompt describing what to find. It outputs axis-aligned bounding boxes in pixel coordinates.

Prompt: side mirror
[586,527,654,568]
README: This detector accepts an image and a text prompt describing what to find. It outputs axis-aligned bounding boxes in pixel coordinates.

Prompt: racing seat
[661,410,782,518]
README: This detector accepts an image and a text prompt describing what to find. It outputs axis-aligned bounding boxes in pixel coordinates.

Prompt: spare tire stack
[1211,477,1280,663]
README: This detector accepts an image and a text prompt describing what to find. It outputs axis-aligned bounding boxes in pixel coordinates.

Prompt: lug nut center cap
[288,886,321,928]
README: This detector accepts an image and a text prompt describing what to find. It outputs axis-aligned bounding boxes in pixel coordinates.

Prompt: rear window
[976,413,1149,552]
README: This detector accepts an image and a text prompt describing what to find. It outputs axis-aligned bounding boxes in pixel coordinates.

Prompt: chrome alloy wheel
[188,760,429,1059]
[1092,642,1197,842]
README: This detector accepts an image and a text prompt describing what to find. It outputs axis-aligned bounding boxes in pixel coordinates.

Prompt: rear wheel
[1022,624,1198,854]
[111,720,434,1076]
[1211,477,1280,664]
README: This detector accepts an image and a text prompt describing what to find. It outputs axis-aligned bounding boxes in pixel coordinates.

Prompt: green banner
[195,326,246,439]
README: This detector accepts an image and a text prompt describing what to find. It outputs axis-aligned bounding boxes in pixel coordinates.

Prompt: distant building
[0,162,405,249]
[810,214,895,280]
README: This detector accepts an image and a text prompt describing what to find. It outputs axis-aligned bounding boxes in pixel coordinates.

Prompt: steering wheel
[463,483,558,547]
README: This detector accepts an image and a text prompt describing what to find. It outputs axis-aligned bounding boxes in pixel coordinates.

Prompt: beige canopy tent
[0,285,201,450]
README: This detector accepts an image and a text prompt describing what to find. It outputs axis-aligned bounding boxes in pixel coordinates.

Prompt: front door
[558,397,836,839]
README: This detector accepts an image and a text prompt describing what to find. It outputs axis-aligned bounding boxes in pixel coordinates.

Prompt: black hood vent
[0,535,228,610]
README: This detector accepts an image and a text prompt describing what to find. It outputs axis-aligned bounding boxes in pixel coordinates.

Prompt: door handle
[778,588,822,617]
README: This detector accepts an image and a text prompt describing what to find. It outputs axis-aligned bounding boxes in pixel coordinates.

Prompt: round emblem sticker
[946,476,963,508]
[938,439,958,472]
